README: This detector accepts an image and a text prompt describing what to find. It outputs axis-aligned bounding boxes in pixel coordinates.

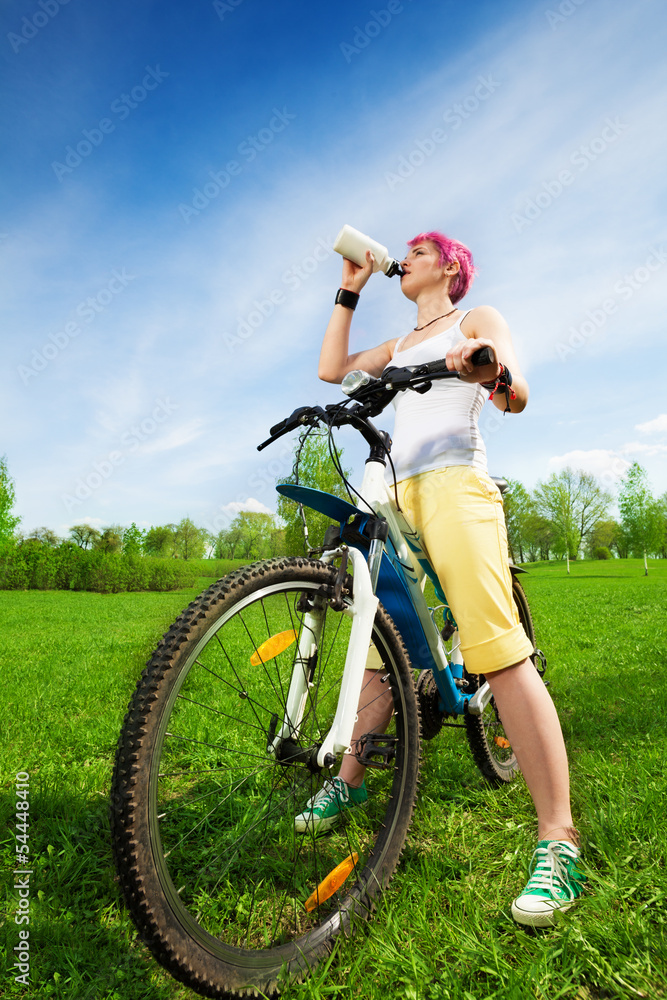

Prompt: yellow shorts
[394,465,534,675]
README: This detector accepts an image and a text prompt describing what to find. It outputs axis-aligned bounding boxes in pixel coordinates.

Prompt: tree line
[503,462,666,572]
[8,514,290,563]
[2,448,666,576]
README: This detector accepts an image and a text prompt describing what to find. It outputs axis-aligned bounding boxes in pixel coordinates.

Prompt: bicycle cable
[326,395,403,514]
[292,424,317,554]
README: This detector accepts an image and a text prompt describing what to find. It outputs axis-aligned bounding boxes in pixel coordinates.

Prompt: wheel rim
[479,695,516,774]
[145,579,409,961]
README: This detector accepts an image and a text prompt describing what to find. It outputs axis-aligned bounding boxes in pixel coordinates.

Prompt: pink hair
[407,231,477,303]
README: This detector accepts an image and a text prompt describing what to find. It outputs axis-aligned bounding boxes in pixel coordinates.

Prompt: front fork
[268,546,379,770]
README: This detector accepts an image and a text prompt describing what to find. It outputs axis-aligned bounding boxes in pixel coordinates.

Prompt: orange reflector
[250,630,298,666]
[494,736,511,749]
[304,852,359,913]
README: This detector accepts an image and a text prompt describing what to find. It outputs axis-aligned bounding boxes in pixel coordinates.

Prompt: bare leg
[338,669,394,788]
[486,657,576,842]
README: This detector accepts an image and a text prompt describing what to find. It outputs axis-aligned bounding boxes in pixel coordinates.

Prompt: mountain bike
[110,348,546,999]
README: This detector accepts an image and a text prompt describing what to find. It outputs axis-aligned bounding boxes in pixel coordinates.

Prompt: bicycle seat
[491,477,509,495]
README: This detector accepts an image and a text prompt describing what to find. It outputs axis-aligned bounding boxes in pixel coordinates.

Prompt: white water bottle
[333,224,403,277]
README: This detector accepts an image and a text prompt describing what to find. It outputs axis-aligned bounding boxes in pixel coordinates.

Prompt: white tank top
[389,309,489,481]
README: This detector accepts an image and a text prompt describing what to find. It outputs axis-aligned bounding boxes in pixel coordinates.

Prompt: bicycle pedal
[354,733,398,770]
[533,648,548,678]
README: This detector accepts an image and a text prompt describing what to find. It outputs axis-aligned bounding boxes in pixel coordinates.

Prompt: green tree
[523,512,556,562]
[144,524,177,557]
[0,455,21,540]
[214,524,243,559]
[659,492,667,559]
[27,526,61,547]
[235,511,276,559]
[174,517,210,559]
[586,518,619,558]
[618,463,665,575]
[270,526,288,557]
[70,523,102,549]
[502,479,532,563]
[276,430,352,554]
[533,467,612,573]
[122,522,145,556]
[94,525,124,554]
[613,522,632,559]
[215,516,287,559]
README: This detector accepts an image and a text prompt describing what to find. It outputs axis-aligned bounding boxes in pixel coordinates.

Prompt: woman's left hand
[446,337,502,383]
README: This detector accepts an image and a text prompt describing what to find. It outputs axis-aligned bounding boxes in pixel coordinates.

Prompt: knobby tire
[110,557,420,998]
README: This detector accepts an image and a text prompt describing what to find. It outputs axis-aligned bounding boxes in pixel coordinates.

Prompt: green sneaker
[294,777,368,834]
[511,840,586,927]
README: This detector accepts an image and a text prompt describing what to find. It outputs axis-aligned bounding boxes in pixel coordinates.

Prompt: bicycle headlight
[341,370,372,396]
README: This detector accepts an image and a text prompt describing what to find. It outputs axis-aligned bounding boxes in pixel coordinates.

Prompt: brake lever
[258,405,327,451]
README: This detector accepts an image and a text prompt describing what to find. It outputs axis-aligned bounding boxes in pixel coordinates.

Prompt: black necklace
[413,307,457,332]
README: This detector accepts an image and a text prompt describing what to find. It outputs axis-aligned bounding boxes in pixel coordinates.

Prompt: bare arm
[319,251,398,383]
[446,304,529,413]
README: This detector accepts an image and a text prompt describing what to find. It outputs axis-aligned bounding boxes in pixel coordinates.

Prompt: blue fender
[276,483,440,674]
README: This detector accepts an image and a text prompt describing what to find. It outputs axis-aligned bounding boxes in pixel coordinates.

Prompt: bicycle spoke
[111,562,419,995]
[195,653,277,729]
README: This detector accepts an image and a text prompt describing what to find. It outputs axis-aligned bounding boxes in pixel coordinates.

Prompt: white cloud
[138,419,206,456]
[619,440,667,458]
[220,498,274,516]
[548,439,667,488]
[547,449,630,481]
[636,414,667,435]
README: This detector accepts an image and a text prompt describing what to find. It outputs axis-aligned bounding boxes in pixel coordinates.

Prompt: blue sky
[2,0,666,538]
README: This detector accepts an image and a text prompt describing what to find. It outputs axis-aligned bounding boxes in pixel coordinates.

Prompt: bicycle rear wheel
[464,576,538,785]
[111,557,420,998]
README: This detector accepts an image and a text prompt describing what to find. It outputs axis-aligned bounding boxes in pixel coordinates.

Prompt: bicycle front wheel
[111,557,420,998]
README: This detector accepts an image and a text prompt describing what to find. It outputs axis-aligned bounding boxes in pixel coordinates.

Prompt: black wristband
[335,288,360,311]
[482,364,512,390]
[483,365,516,413]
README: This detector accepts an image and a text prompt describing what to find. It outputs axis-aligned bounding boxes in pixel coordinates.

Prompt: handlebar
[257,346,496,452]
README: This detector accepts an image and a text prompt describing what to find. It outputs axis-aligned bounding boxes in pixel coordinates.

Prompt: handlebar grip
[471,346,494,366]
[415,348,494,377]
[269,406,312,437]
[269,417,288,437]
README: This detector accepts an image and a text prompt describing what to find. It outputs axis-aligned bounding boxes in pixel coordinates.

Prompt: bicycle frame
[267,544,379,768]
[275,454,491,766]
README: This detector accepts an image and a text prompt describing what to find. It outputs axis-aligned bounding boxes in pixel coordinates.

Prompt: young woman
[294,231,585,928]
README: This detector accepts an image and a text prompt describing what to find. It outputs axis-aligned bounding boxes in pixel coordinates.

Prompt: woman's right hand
[341,250,375,294]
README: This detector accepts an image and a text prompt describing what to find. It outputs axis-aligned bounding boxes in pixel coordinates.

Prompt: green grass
[1,559,666,1000]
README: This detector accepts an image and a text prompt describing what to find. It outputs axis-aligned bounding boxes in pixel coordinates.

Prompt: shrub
[0,541,199,593]
[0,539,28,589]
[592,546,612,560]
[148,559,197,591]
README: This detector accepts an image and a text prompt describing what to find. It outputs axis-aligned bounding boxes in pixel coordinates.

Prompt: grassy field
[1,559,666,1000]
